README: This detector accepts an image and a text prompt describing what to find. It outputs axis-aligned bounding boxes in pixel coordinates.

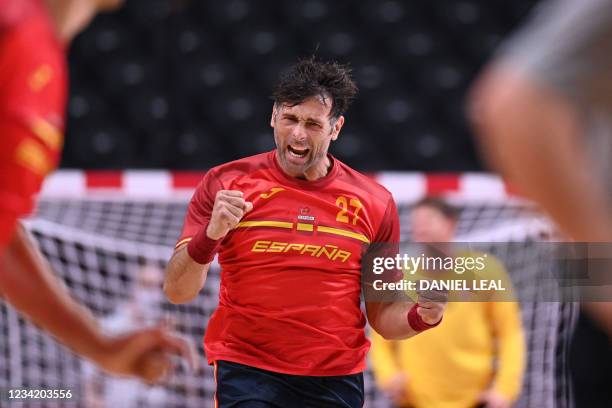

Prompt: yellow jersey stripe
[317,225,370,244]
[175,237,192,248]
[236,220,293,229]
[296,223,314,232]
[183,221,369,245]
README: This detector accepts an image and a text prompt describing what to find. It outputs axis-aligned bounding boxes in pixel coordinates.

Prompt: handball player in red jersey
[0,0,195,383]
[164,59,448,407]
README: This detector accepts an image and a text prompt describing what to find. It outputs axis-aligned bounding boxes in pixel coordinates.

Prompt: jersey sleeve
[374,196,400,244]
[363,196,403,303]
[175,170,223,248]
[374,196,401,281]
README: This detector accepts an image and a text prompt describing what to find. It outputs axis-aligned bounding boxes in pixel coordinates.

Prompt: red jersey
[0,0,66,247]
[177,150,400,376]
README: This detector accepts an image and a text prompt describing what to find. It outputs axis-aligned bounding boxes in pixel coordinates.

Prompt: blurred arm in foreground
[0,0,196,382]
[470,0,612,335]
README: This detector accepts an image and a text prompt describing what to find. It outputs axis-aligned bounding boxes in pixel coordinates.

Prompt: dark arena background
[1,1,611,407]
[60,0,535,171]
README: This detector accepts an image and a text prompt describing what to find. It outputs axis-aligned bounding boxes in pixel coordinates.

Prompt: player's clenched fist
[206,190,253,240]
[183,190,252,266]
[416,289,448,325]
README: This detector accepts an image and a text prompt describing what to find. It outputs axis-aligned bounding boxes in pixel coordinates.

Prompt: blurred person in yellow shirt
[370,197,525,408]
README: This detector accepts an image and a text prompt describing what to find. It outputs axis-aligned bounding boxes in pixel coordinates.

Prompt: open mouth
[287,145,310,159]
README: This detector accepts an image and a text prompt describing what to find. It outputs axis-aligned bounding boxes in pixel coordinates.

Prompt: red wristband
[187,226,222,264]
[407,303,442,332]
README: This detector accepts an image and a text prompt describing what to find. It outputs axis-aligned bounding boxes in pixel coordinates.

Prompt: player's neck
[275,152,333,182]
[302,157,332,181]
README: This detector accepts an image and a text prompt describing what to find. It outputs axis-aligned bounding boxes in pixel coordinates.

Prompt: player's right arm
[163,244,210,304]
[164,177,252,304]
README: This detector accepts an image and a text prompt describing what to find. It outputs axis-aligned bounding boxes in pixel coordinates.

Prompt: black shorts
[214,360,364,408]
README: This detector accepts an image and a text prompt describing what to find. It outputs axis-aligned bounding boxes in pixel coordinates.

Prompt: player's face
[411,206,455,242]
[271,96,344,179]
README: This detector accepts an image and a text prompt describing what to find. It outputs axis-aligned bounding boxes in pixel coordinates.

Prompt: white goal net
[0,171,577,408]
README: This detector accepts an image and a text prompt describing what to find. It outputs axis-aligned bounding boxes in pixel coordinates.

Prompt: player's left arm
[365,197,447,340]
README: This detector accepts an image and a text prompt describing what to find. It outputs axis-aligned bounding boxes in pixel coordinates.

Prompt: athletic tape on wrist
[187,226,221,264]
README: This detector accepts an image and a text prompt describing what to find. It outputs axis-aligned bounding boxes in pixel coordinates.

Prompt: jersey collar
[269,150,339,190]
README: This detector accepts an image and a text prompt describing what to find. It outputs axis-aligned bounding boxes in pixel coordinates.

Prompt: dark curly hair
[272,57,358,120]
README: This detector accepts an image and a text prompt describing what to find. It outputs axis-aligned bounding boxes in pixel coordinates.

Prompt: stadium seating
[63,0,539,171]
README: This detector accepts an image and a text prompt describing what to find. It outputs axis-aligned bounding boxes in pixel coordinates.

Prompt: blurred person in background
[0,0,194,383]
[470,0,612,406]
[370,198,525,408]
